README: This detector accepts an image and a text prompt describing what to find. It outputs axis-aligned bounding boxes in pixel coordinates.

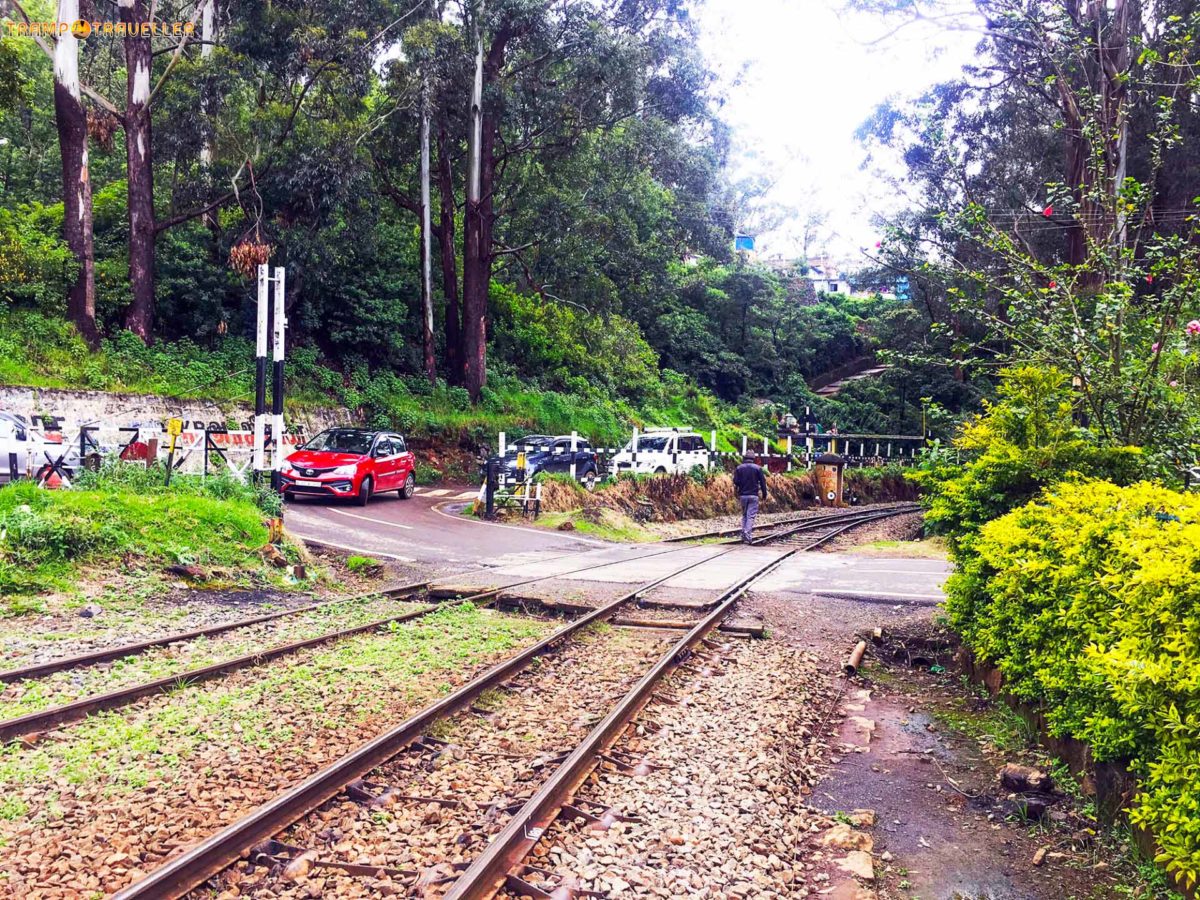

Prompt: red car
[280,428,416,505]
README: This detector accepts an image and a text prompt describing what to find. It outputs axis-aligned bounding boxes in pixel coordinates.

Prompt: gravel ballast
[510,637,834,899]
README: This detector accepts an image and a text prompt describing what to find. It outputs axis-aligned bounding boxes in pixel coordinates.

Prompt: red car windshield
[303,429,375,454]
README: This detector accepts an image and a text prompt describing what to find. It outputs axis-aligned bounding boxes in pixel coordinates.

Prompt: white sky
[695,0,981,267]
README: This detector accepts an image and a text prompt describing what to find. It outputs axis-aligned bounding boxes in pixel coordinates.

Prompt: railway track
[750,503,922,549]
[0,506,918,745]
[664,502,922,544]
[0,544,732,745]
[0,579,432,684]
[110,546,792,900]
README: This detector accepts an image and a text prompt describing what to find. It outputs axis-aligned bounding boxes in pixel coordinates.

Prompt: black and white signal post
[253,264,287,485]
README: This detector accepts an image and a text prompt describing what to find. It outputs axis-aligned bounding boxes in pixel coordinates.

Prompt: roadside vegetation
[0,462,292,614]
[531,466,917,522]
[915,366,1200,888]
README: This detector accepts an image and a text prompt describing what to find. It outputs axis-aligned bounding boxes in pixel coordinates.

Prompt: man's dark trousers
[733,461,768,543]
[739,494,759,543]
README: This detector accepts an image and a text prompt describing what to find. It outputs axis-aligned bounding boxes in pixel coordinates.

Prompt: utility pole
[420,77,436,385]
[253,265,268,481]
[271,264,286,482]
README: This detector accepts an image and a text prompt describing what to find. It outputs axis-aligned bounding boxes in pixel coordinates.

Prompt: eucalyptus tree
[859,0,1200,457]
[1,0,104,345]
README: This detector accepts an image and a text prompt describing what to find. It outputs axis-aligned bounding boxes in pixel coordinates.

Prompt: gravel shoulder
[742,563,1177,899]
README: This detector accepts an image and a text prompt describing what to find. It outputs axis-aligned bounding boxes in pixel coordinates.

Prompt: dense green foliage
[0,0,975,442]
[945,480,1200,886]
[0,469,280,609]
[916,367,1144,554]
[860,0,1200,470]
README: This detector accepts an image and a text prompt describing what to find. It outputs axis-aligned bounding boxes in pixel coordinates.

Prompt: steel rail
[0,580,432,684]
[0,605,438,744]
[750,505,917,548]
[0,544,725,743]
[2,538,686,686]
[110,546,743,900]
[440,546,798,900]
[665,503,921,543]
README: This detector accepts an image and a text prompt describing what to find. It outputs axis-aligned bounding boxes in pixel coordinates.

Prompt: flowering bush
[948,480,1200,886]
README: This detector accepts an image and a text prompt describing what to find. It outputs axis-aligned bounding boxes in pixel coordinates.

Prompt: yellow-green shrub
[948,480,1200,884]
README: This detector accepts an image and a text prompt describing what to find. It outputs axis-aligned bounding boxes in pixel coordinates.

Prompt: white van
[610,429,710,476]
[0,412,31,484]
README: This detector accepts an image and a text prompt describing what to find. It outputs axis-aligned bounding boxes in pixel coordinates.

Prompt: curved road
[283,484,950,602]
[283,483,605,571]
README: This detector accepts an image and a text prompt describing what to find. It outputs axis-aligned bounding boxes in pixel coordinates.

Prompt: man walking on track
[733,454,768,544]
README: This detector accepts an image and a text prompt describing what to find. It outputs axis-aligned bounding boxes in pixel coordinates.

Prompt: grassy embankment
[478,466,921,539]
[0,463,296,616]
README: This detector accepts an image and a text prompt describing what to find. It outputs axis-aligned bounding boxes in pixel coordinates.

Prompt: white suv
[611,430,709,476]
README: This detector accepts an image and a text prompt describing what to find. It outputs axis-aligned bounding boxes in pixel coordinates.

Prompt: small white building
[807,263,851,295]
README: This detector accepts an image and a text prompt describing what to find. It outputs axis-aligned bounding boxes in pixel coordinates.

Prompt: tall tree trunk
[462,1,488,401]
[436,123,463,385]
[199,0,221,247]
[119,0,156,341]
[53,0,99,349]
[419,81,436,386]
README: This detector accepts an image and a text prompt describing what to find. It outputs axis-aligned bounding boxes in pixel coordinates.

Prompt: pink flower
[1187,320,1200,336]
[1152,342,1161,353]
[1170,380,1179,388]
[1146,274,1154,284]
[1043,205,1053,217]
[1048,280,1057,288]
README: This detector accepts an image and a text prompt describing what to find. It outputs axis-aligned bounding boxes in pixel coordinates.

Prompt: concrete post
[786,436,792,471]
[570,430,578,482]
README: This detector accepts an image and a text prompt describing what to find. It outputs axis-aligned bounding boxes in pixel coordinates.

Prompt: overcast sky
[694,0,981,266]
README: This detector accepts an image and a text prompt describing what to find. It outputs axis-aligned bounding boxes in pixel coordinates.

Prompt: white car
[610,430,709,476]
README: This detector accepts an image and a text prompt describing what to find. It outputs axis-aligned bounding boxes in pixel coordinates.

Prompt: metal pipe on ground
[845,640,868,676]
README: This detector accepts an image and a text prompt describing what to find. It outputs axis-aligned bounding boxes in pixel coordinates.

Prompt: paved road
[283,484,605,571]
[284,486,951,603]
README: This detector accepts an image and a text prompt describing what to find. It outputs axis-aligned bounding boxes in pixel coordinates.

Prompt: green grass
[931,679,1036,754]
[345,555,382,573]
[855,537,948,559]
[532,509,658,543]
[0,596,426,720]
[0,604,552,803]
[0,473,283,610]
